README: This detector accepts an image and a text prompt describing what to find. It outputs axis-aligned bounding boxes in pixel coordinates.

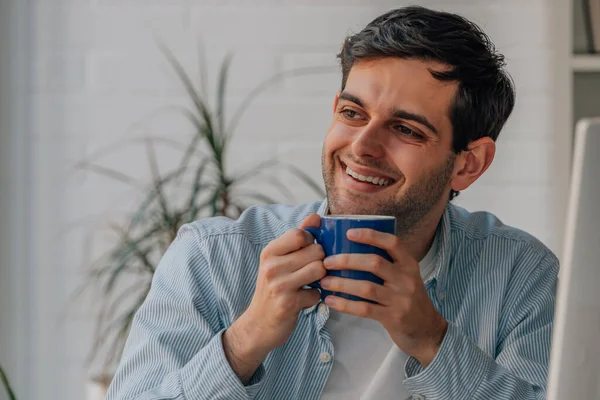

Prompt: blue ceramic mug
[305,215,396,302]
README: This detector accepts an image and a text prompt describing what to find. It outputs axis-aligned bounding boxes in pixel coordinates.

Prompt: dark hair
[338,6,515,200]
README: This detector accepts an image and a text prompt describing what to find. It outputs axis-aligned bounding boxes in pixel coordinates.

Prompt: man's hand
[319,228,447,368]
[223,214,326,383]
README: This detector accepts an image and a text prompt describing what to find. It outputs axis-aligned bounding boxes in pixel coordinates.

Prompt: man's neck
[398,203,446,262]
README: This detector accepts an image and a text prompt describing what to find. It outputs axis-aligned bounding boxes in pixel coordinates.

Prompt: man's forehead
[342,58,457,136]
[346,58,456,92]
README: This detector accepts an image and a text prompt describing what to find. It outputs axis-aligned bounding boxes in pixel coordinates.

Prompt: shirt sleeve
[105,225,265,400]
[403,252,558,400]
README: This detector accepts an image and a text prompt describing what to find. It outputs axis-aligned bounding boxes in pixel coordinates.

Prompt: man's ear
[333,91,341,113]
[450,137,496,192]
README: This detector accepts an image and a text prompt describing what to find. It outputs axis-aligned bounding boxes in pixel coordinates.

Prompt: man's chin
[327,194,387,216]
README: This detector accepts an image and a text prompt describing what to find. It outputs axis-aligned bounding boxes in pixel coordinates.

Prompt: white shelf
[572,55,600,72]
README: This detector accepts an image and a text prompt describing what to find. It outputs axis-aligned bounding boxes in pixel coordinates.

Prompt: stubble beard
[322,150,456,237]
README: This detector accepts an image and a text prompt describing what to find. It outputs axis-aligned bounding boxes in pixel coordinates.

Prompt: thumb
[299,213,321,230]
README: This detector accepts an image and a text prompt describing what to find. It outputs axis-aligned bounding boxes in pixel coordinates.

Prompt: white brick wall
[21,0,568,399]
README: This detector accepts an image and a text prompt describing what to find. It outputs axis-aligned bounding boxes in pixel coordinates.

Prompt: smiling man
[107,6,558,400]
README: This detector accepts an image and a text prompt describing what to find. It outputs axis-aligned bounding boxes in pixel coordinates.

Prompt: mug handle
[303,227,323,243]
[303,227,323,289]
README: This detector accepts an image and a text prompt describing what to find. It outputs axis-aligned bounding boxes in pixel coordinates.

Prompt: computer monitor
[547,118,600,399]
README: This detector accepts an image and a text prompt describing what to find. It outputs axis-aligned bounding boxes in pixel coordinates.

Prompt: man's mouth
[341,162,395,187]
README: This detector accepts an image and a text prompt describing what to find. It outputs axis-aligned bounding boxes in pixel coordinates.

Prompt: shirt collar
[427,204,452,299]
[317,198,329,217]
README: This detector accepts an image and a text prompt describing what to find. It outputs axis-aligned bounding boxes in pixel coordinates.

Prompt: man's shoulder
[447,203,557,263]
[187,200,324,246]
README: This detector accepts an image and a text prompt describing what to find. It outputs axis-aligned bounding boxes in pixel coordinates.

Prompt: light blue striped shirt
[107,200,558,400]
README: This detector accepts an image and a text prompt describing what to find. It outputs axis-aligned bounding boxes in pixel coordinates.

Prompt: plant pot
[86,375,112,400]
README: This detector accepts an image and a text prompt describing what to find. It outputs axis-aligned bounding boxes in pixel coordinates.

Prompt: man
[107,6,557,400]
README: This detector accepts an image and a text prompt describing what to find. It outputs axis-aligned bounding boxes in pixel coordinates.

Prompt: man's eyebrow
[338,91,439,135]
[338,92,364,107]
[391,109,439,135]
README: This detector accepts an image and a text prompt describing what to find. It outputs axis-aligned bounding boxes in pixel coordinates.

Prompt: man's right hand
[222,213,326,383]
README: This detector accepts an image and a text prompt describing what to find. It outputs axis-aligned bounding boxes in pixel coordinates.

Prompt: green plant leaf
[197,40,209,101]
[126,165,188,232]
[158,47,230,176]
[216,54,233,148]
[107,223,161,262]
[87,264,154,369]
[130,135,192,154]
[145,139,172,226]
[103,228,158,293]
[79,130,187,168]
[158,43,220,160]
[126,190,160,232]
[178,108,221,166]
[158,42,211,124]
[76,162,143,189]
[186,159,210,215]
[0,364,17,400]
[88,228,158,298]
[174,107,210,170]
[210,186,222,216]
[104,281,149,336]
[86,279,147,367]
[282,163,326,197]
[102,258,137,295]
[186,197,213,222]
[231,158,279,184]
[104,285,151,369]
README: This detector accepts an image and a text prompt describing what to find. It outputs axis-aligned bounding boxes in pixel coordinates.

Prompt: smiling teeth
[346,166,390,186]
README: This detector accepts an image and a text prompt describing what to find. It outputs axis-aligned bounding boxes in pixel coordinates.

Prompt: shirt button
[319,352,332,363]
[438,292,446,301]
[413,395,425,400]
[318,303,328,315]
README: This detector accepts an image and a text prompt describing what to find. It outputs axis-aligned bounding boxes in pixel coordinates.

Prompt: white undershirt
[320,233,439,400]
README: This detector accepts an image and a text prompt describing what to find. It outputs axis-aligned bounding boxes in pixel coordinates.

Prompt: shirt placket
[306,300,334,398]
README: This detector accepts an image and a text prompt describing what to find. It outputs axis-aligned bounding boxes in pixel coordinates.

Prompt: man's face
[322,57,459,235]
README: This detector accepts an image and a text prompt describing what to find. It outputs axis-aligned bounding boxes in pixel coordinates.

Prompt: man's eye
[341,109,361,120]
[394,125,423,139]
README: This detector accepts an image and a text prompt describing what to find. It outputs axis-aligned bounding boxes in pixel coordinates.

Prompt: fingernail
[323,256,333,267]
[320,277,332,287]
[347,229,359,238]
[325,295,337,306]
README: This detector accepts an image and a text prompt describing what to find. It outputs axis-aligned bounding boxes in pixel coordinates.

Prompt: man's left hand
[320,228,448,368]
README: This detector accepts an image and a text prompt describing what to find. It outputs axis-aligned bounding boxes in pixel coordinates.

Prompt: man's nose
[351,123,386,159]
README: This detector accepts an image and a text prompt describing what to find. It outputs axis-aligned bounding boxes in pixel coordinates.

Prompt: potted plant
[0,364,16,400]
[73,44,328,399]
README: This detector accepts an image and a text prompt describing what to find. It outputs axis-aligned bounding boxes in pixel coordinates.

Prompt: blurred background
[0,0,587,399]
